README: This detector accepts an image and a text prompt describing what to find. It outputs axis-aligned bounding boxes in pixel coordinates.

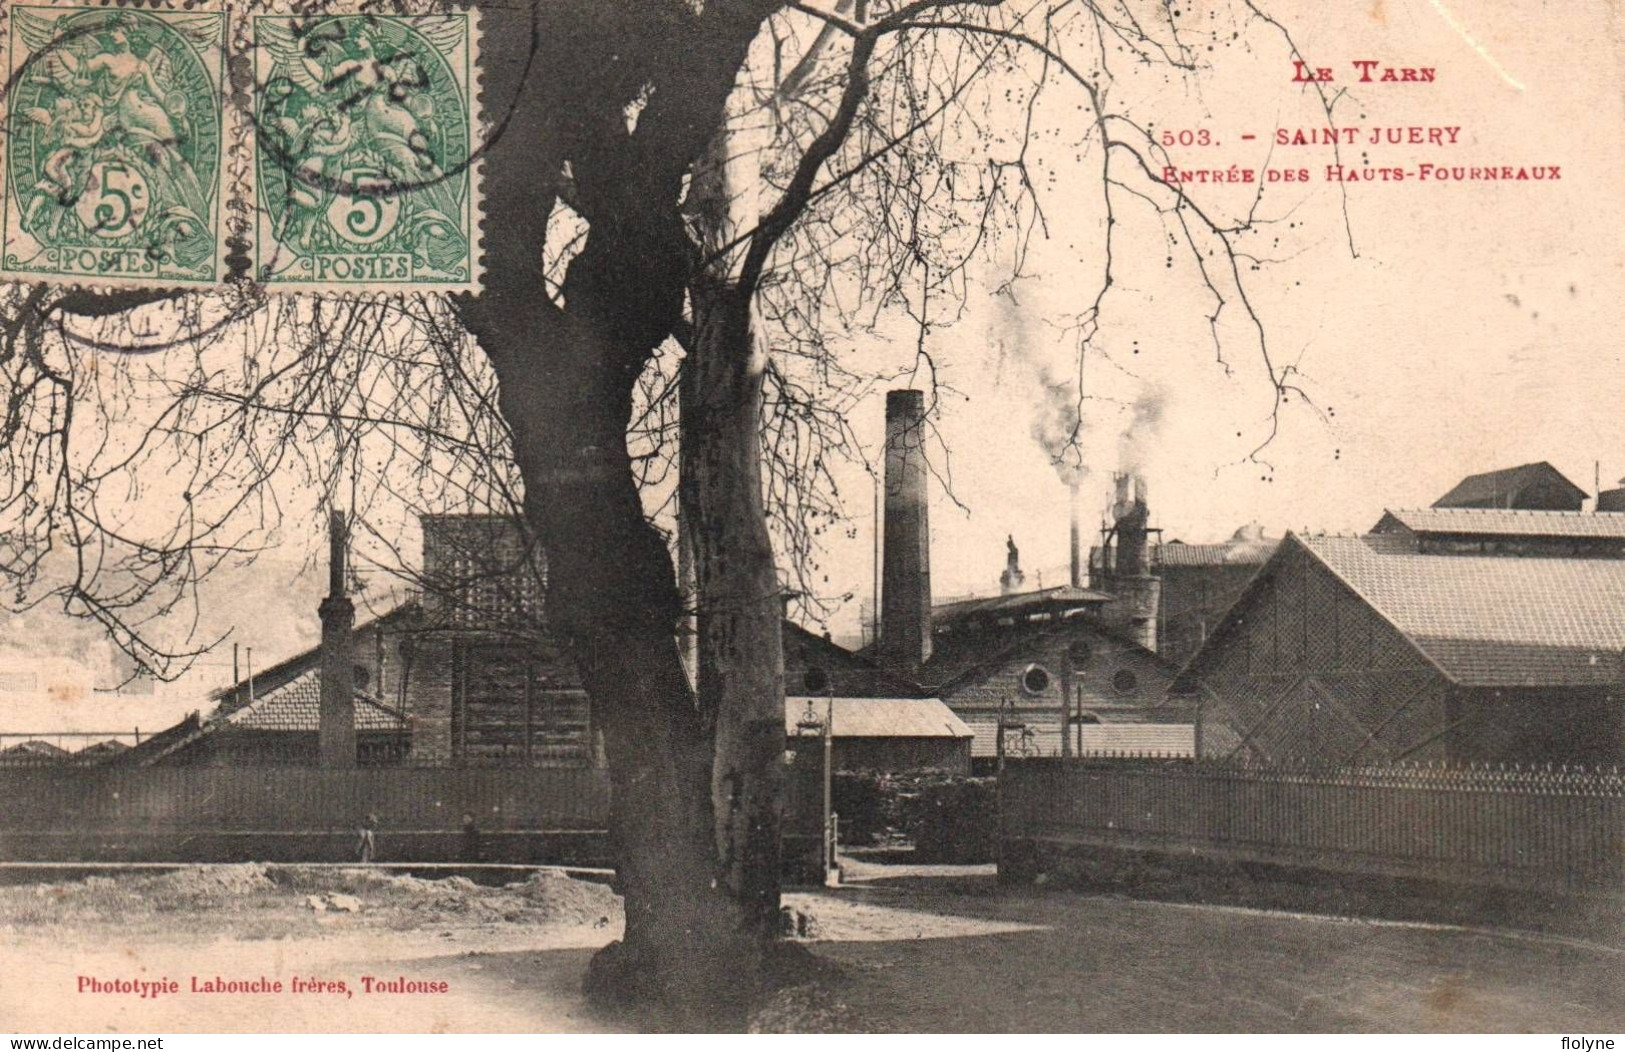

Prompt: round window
[1112,669,1139,694]
[1021,664,1052,695]
[1067,641,1093,670]
[801,667,830,694]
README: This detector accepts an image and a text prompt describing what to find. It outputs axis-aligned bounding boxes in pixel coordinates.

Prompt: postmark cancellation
[248,8,483,294]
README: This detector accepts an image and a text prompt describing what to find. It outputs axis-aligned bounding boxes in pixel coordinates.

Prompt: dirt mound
[149,864,274,898]
[509,871,620,926]
[0,865,621,934]
[265,866,398,894]
[271,866,620,927]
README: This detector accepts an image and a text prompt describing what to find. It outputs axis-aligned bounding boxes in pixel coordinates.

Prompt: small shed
[784,696,972,774]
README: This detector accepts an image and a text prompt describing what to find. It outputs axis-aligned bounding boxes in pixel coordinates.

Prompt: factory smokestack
[880,390,932,670]
[1101,472,1159,652]
[1069,483,1082,588]
[1117,475,1150,577]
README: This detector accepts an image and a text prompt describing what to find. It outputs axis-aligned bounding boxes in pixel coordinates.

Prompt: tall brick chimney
[880,389,932,670]
[318,510,357,767]
[1069,483,1083,588]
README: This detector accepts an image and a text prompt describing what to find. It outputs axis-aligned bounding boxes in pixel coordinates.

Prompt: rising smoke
[1118,383,1166,474]
[991,289,1090,486]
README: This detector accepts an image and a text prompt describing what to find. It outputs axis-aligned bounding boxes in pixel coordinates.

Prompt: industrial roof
[931,585,1111,625]
[1375,508,1625,540]
[1432,461,1585,508]
[0,739,67,756]
[1294,534,1625,686]
[784,696,971,738]
[1153,541,1279,566]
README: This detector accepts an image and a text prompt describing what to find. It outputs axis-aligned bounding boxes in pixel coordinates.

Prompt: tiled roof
[1377,508,1625,540]
[1154,541,1279,567]
[1432,461,1584,507]
[932,586,1111,625]
[1300,534,1625,686]
[1090,540,1278,569]
[784,696,971,738]
[223,669,407,732]
[212,600,420,714]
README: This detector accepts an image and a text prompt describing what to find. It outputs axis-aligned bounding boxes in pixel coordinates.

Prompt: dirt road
[802,864,1625,1032]
[2,862,1619,1032]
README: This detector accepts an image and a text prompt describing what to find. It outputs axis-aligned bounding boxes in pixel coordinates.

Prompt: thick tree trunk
[452,0,786,1017]
[681,89,787,942]
[682,280,786,942]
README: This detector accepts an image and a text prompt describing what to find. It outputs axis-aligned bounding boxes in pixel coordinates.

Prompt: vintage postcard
[0,0,1619,1039]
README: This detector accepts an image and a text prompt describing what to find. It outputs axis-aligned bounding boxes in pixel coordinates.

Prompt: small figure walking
[356,813,378,864]
[459,812,482,864]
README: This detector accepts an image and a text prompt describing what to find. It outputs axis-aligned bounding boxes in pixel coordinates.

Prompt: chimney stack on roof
[880,390,932,670]
[318,510,357,768]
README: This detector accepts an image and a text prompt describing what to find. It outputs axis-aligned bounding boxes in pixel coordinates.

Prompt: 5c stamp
[250,10,482,293]
[0,4,228,287]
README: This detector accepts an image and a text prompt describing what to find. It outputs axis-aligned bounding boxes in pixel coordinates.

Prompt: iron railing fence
[1001,757,1625,891]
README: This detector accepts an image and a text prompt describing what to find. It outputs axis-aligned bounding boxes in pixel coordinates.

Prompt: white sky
[4,0,1622,733]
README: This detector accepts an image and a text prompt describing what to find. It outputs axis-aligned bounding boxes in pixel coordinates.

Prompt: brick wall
[405,634,456,767]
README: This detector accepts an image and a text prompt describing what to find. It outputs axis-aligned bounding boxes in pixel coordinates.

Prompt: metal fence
[1000,758,1625,891]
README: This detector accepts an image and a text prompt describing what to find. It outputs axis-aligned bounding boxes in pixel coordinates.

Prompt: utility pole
[823,692,837,886]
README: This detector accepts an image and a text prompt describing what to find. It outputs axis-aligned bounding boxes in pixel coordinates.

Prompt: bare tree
[0,0,1333,1021]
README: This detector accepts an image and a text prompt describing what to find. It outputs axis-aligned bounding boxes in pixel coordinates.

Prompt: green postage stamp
[250,10,483,293]
[0,5,229,287]
[0,3,484,293]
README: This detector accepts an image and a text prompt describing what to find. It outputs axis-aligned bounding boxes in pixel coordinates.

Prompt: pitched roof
[1432,461,1585,508]
[1153,541,1279,567]
[0,739,67,757]
[784,696,971,738]
[1228,533,1625,688]
[782,621,924,698]
[137,673,405,765]
[211,600,420,716]
[1090,536,1278,570]
[931,585,1111,625]
[78,739,131,758]
[1376,507,1625,540]
[220,669,408,733]
[917,615,1177,693]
